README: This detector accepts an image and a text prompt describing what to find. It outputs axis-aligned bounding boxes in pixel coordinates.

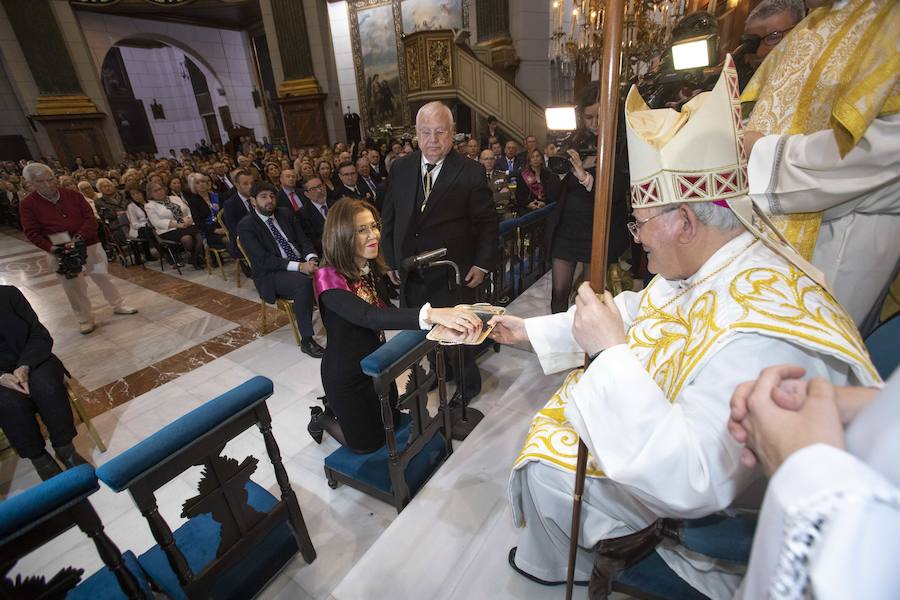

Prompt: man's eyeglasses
[417,128,449,140]
[305,184,325,192]
[356,222,381,236]
[626,207,677,239]
[761,28,793,46]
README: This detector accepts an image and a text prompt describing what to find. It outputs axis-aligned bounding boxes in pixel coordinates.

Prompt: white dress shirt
[254,210,316,271]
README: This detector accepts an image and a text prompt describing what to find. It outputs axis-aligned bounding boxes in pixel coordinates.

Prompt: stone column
[260,0,330,149]
[0,0,118,164]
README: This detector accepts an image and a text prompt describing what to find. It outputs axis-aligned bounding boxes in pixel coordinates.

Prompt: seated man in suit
[299,175,330,256]
[355,156,380,209]
[275,168,304,214]
[222,169,255,259]
[237,182,324,358]
[333,161,366,200]
[0,285,87,480]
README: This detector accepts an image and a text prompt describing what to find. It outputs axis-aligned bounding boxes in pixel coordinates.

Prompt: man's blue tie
[267,217,301,261]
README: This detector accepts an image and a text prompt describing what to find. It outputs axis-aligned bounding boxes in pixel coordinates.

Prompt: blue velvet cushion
[96,377,274,491]
[499,217,518,235]
[138,480,298,600]
[360,330,429,377]
[0,464,97,543]
[680,514,756,563]
[324,414,447,494]
[68,550,153,600]
[865,314,899,379]
[616,551,707,600]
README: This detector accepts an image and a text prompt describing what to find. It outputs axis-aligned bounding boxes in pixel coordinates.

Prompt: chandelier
[550,0,687,78]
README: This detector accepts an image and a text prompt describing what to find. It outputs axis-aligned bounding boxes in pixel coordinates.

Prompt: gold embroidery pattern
[511,370,605,477]
[511,257,879,478]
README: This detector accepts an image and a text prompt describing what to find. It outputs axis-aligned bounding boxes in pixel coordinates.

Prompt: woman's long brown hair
[321,197,388,281]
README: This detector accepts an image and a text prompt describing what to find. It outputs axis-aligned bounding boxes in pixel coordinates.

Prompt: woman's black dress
[315,266,422,453]
[550,168,596,263]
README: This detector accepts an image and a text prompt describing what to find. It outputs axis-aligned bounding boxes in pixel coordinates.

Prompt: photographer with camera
[19,163,138,335]
[545,83,629,314]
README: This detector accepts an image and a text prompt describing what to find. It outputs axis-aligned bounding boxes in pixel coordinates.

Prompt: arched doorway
[100,38,231,157]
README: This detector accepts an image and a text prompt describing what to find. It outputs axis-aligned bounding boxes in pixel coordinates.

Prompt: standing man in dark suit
[223,169,255,258]
[299,175,329,255]
[237,182,324,358]
[275,168,304,214]
[382,101,498,399]
[333,161,366,200]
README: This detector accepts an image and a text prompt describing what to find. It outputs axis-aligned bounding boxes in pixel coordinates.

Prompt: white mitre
[624,55,830,292]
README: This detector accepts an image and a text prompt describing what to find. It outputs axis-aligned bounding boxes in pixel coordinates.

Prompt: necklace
[631,238,757,325]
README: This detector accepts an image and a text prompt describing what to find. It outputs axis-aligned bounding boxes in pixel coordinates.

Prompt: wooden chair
[65,377,107,453]
[95,376,316,600]
[203,238,230,282]
[235,237,302,346]
[0,464,153,599]
[215,211,246,287]
[588,514,756,599]
[323,331,452,513]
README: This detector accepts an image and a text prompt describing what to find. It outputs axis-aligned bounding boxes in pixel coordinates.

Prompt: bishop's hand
[572,284,625,357]
[488,315,527,345]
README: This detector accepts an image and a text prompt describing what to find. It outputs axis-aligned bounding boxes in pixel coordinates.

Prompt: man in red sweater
[19,163,137,334]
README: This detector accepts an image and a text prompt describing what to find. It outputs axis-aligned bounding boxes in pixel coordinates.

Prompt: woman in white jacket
[145,180,204,268]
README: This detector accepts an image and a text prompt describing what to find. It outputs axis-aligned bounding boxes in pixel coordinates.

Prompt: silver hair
[95,178,113,190]
[415,101,454,129]
[684,202,743,232]
[186,172,204,195]
[747,0,805,25]
[22,162,52,182]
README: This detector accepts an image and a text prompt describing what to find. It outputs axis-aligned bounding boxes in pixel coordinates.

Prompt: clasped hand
[0,366,29,395]
[728,365,847,476]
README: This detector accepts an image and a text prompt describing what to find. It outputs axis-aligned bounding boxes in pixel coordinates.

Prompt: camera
[54,239,88,279]
[547,130,597,175]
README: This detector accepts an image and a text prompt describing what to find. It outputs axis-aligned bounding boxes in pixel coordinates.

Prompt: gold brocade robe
[741,0,900,259]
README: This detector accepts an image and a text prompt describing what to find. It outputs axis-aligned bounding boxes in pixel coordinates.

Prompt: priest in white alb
[742,0,900,327]
[489,58,881,598]
[729,364,898,599]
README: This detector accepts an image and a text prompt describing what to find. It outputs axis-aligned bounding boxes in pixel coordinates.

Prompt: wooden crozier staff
[565,1,627,598]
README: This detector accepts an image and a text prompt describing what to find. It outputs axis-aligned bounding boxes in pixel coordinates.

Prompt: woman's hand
[567,149,586,181]
[527,200,542,211]
[488,314,527,344]
[0,372,26,394]
[428,307,482,334]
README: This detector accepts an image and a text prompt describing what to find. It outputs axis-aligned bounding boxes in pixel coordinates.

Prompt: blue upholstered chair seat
[324,414,447,495]
[611,514,755,598]
[137,480,298,600]
[67,551,152,600]
[615,551,707,600]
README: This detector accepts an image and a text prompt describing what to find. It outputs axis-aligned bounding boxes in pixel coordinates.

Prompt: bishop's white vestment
[737,370,900,599]
[508,233,881,599]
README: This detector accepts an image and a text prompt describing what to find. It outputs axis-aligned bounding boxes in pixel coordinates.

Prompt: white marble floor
[3,249,626,599]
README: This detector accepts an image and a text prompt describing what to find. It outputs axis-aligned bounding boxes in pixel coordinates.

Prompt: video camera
[53,239,88,279]
[547,129,597,176]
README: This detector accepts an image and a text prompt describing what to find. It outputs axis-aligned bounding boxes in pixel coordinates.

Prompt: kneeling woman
[311,198,481,453]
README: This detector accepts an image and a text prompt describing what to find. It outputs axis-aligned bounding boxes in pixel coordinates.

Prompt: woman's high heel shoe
[307,406,324,444]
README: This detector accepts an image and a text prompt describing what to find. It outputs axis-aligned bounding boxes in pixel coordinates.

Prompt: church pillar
[259,0,331,150]
[0,0,120,166]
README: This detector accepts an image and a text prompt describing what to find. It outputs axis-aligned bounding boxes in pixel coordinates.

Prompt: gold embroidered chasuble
[741,0,900,259]
[511,235,880,479]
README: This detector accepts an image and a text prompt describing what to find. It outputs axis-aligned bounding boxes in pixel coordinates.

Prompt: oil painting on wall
[400,0,463,33]
[351,1,405,133]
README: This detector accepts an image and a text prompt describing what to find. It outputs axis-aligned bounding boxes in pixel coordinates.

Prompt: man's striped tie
[421,163,436,213]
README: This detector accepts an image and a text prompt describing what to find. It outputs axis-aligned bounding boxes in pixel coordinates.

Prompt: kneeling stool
[96,376,315,600]
[0,464,153,599]
[324,330,453,513]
